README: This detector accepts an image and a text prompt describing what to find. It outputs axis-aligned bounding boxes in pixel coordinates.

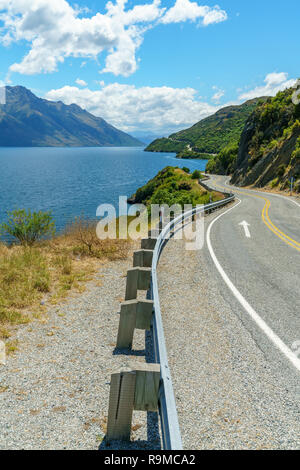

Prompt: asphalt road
[158,176,300,448]
[207,175,300,388]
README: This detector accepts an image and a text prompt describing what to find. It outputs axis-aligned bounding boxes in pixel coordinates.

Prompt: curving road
[158,175,300,449]
[207,175,300,380]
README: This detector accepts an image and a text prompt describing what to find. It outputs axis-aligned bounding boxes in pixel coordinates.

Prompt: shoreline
[144,148,213,161]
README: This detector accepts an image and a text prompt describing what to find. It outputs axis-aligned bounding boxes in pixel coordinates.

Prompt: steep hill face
[0,86,142,147]
[145,98,265,156]
[231,87,300,192]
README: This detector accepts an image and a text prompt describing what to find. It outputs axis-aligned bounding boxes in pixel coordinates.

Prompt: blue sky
[0,0,299,135]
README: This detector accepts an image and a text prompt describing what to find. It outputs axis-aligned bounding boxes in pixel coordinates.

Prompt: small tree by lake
[0,209,55,246]
[192,170,201,179]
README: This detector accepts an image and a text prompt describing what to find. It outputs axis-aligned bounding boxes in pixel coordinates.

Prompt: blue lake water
[0,147,208,233]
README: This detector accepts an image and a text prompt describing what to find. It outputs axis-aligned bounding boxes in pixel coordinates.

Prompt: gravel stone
[0,252,162,450]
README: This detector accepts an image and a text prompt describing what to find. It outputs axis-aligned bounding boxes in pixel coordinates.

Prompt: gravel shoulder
[158,211,300,450]
[0,248,161,450]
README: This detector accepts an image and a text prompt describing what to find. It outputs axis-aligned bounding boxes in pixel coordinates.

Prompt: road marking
[206,200,300,372]
[224,178,300,209]
[262,199,300,250]
[239,220,251,238]
[213,177,300,252]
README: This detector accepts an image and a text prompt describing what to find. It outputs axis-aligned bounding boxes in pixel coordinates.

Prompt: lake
[0,147,208,232]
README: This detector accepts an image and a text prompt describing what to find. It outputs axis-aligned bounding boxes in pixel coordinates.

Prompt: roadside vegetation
[0,211,131,342]
[130,166,223,209]
[206,142,239,175]
[176,149,215,160]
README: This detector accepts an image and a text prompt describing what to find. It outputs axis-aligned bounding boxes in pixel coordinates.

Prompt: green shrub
[182,167,190,173]
[169,181,178,190]
[0,209,55,246]
[151,188,175,206]
[178,182,192,191]
[270,178,279,188]
[135,181,156,203]
[206,142,238,174]
[292,137,300,162]
[191,170,201,179]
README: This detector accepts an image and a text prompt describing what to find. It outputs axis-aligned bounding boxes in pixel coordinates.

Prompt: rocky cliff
[230,86,300,192]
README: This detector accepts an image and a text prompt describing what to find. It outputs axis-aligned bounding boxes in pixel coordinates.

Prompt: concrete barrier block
[141,238,157,250]
[106,369,136,442]
[125,267,151,300]
[137,268,151,291]
[136,300,153,330]
[106,363,161,442]
[116,300,154,349]
[125,268,139,300]
[133,249,153,268]
[117,300,137,349]
[133,363,161,412]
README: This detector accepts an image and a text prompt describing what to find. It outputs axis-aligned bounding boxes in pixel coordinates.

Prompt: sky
[0,0,299,136]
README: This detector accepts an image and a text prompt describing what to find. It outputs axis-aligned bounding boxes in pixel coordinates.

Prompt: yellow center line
[214,177,300,252]
[263,199,300,247]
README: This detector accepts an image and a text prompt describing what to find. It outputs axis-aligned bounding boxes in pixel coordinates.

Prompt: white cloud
[75,78,87,87]
[211,86,224,103]
[0,0,227,77]
[44,72,298,135]
[238,72,297,101]
[0,80,6,104]
[160,0,227,25]
[45,83,219,134]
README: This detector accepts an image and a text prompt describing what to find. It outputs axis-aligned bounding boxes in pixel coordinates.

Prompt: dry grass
[60,217,132,260]
[0,217,133,341]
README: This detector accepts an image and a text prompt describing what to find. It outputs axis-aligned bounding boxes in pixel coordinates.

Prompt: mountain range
[0,86,142,147]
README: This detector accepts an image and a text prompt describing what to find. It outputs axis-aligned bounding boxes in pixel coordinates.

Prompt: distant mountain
[145,98,266,157]
[131,132,164,145]
[0,86,142,147]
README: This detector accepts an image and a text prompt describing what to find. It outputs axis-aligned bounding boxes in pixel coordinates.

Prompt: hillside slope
[145,98,265,156]
[230,87,300,192]
[0,86,142,147]
[128,166,223,208]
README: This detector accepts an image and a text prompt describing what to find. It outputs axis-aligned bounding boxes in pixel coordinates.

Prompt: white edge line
[206,199,300,372]
[223,178,300,208]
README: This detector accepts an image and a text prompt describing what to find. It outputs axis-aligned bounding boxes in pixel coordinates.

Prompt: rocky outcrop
[230,86,300,192]
[232,126,300,188]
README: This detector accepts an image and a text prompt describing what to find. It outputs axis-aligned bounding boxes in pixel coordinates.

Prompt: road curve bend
[157,176,300,449]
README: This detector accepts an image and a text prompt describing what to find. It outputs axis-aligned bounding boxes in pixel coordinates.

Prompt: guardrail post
[107,368,136,442]
[135,300,153,330]
[117,299,153,349]
[133,249,153,268]
[134,363,161,412]
[141,237,157,250]
[125,267,151,300]
[169,214,175,237]
[106,364,161,443]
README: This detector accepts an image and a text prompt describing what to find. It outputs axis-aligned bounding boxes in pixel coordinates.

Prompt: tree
[182,167,190,173]
[192,170,201,179]
[1,209,55,246]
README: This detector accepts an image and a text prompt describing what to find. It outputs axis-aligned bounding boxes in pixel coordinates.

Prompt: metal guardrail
[150,194,235,450]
